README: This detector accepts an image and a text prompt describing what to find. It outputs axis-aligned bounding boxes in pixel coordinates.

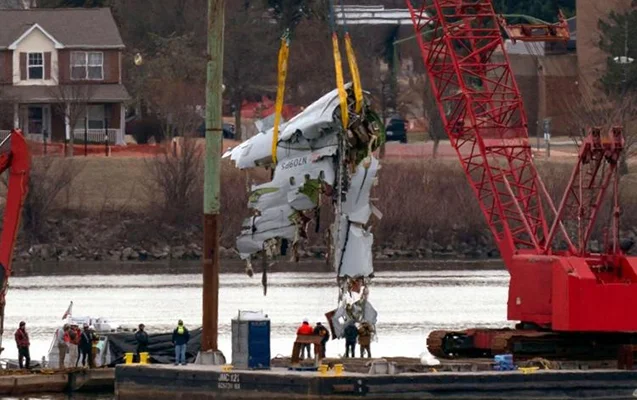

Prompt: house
[0,8,130,144]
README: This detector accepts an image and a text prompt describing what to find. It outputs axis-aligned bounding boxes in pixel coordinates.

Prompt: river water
[0,268,511,399]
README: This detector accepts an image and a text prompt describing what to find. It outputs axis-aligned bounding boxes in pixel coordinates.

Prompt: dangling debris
[223,83,384,336]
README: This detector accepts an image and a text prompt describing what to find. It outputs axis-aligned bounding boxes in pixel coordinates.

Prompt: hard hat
[303,318,308,323]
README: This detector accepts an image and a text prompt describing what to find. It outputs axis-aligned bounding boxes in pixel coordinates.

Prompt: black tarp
[105,327,202,366]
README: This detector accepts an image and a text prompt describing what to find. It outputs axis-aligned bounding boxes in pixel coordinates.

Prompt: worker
[72,324,82,366]
[68,324,79,368]
[90,326,100,367]
[358,322,373,358]
[344,323,358,358]
[296,318,313,360]
[135,323,149,355]
[313,322,329,358]
[57,324,71,369]
[14,321,30,369]
[172,320,190,366]
[79,324,94,367]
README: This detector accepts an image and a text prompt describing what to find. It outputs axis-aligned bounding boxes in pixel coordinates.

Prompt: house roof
[0,8,124,50]
[1,84,130,103]
[335,5,413,25]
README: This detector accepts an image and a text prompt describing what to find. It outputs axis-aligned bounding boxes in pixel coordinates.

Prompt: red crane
[406,0,637,358]
[0,129,30,354]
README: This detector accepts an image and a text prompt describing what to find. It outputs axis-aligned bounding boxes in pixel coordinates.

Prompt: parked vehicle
[197,122,235,139]
[385,117,408,143]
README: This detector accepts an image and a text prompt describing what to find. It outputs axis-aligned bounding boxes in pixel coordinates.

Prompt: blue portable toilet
[231,310,271,370]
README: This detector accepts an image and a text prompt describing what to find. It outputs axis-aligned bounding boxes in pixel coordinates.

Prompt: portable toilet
[231,310,271,370]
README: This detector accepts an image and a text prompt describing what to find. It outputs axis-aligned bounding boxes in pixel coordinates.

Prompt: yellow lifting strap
[328,0,349,131]
[271,31,290,165]
[332,32,349,131]
[344,32,363,114]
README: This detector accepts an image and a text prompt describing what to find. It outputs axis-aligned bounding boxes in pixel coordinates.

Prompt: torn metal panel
[248,156,336,213]
[223,86,349,169]
[331,215,349,275]
[236,205,296,258]
[330,297,378,339]
[254,113,282,133]
[331,156,380,279]
[342,156,380,224]
[338,225,374,278]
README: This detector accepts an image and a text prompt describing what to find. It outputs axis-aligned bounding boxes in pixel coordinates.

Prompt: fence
[73,129,118,144]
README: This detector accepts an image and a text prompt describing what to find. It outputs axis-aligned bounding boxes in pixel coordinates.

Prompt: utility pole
[199,0,225,364]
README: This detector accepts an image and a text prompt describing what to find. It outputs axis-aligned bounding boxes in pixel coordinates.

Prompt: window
[88,52,103,80]
[71,51,104,80]
[28,106,43,134]
[28,52,43,80]
[87,105,105,130]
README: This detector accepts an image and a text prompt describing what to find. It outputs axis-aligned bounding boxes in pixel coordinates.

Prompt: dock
[115,363,637,399]
[0,368,114,396]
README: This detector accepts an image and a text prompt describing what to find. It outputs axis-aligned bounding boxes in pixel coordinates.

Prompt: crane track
[427,329,637,361]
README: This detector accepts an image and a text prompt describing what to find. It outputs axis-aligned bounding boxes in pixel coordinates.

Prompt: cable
[338,0,364,114]
[271,29,291,165]
[328,0,349,130]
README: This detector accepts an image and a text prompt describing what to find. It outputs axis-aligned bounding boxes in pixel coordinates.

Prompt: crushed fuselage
[223,84,384,338]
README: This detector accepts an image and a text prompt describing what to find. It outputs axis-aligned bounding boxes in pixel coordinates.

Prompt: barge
[115,362,637,400]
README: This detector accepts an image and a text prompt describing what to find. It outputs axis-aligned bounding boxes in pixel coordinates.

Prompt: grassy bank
[5,154,637,262]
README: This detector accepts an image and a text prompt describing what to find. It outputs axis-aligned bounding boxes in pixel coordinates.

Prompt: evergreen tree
[598,1,637,95]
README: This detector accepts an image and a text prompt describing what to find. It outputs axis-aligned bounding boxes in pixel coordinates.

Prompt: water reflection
[2,270,510,364]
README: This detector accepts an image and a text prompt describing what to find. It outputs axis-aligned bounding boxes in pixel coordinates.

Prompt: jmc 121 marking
[218,373,240,390]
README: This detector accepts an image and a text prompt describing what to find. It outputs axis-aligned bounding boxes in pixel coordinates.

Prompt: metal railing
[73,129,118,144]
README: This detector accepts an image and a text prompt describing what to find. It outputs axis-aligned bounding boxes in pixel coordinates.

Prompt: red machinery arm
[408,1,637,358]
[405,0,575,264]
[497,10,570,44]
[0,129,31,354]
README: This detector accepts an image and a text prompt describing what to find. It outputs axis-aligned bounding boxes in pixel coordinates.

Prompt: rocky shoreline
[14,215,637,264]
[14,216,503,264]
[19,240,502,263]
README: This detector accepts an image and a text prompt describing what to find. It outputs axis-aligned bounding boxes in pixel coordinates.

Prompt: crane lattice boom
[405,0,574,264]
[407,0,637,358]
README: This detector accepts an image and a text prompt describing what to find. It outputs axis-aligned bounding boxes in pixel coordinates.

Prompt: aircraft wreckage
[223,84,384,339]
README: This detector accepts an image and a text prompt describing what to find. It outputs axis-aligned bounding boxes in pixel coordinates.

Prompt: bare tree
[49,84,95,156]
[136,32,205,142]
[225,2,278,140]
[143,136,203,225]
[397,67,446,157]
[564,81,637,174]
[142,75,204,224]
[1,157,83,241]
[152,81,203,141]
